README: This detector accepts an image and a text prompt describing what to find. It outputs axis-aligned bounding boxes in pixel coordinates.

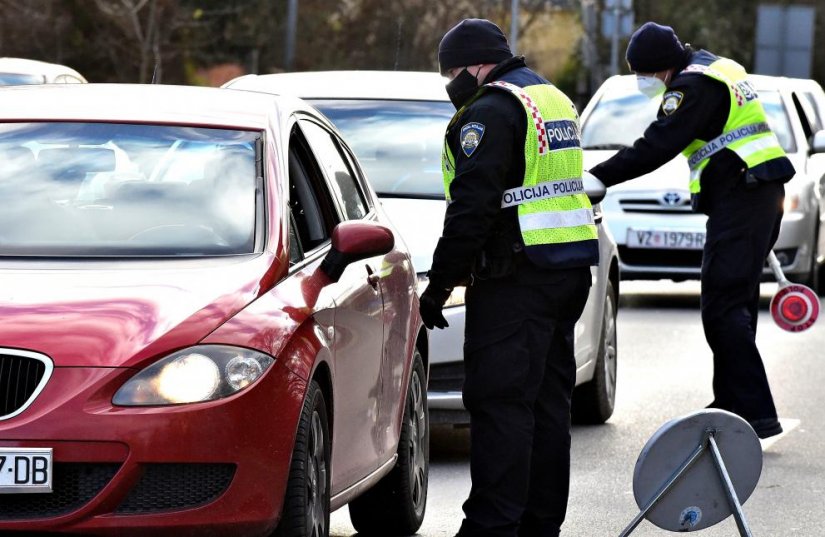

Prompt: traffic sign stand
[619,410,762,536]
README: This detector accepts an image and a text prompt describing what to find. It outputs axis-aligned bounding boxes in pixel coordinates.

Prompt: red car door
[293,120,388,493]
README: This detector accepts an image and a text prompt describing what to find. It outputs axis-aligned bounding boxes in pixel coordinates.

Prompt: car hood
[0,255,276,367]
[379,197,445,274]
[585,150,691,193]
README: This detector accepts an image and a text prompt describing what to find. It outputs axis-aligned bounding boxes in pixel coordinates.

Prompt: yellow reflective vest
[442,80,599,269]
[681,57,787,193]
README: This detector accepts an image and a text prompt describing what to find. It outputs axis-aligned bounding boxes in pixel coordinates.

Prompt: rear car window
[0,122,260,257]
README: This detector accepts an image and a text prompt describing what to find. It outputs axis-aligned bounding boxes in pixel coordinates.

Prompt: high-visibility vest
[681,58,787,193]
[442,80,599,269]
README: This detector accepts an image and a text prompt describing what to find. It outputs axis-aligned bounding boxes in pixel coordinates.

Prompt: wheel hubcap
[407,370,427,515]
[307,410,327,537]
[603,294,617,405]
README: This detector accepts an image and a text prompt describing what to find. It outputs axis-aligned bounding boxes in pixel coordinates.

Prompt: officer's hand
[419,284,451,330]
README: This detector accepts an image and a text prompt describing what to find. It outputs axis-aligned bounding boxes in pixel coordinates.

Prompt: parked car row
[582,74,825,290]
[8,64,814,537]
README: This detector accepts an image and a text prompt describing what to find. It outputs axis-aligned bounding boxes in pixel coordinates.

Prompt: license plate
[0,448,53,493]
[627,229,706,250]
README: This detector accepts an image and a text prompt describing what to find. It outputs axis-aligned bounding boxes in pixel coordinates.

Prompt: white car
[225,71,621,424]
[0,57,87,85]
[581,74,825,288]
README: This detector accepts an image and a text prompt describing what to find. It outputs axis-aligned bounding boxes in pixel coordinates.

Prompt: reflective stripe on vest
[500,177,585,208]
[680,59,786,193]
[441,78,598,269]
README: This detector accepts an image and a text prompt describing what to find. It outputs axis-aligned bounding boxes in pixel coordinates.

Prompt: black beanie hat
[625,22,686,73]
[438,19,514,74]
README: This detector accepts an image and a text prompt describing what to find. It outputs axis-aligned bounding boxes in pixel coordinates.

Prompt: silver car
[225,71,621,424]
[582,74,825,288]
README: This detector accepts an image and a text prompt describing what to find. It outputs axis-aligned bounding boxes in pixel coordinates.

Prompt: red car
[0,84,428,536]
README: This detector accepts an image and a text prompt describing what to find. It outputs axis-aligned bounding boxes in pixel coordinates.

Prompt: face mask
[636,75,666,99]
[446,68,480,109]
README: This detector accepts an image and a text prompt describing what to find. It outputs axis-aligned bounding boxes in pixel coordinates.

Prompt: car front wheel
[572,279,617,424]
[348,348,428,535]
[274,380,330,537]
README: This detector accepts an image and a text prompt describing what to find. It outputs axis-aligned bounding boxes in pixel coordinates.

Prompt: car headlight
[416,274,466,309]
[113,345,274,406]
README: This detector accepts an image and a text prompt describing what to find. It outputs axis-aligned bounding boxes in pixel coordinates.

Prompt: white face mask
[636,75,666,99]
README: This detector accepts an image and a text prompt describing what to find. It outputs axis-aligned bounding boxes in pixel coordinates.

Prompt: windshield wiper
[582,143,630,150]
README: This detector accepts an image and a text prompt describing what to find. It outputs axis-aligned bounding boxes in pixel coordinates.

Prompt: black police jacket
[590,49,795,214]
[427,57,558,290]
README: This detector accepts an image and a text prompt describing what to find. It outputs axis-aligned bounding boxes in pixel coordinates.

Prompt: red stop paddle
[767,250,819,332]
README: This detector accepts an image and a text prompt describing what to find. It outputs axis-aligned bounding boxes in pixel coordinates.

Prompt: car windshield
[0,122,260,257]
[0,73,46,85]
[582,82,795,153]
[312,99,454,198]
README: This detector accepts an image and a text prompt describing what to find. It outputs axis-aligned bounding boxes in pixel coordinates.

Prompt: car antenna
[151,61,160,84]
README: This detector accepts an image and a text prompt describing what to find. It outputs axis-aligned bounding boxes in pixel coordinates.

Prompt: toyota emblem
[661,192,682,206]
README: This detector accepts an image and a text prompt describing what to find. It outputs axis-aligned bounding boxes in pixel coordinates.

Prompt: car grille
[618,196,692,214]
[429,362,465,393]
[0,351,49,419]
[115,463,236,514]
[0,463,120,520]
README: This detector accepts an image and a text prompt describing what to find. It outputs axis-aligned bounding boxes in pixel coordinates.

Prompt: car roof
[0,83,303,129]
[0,57,87,82]
[596,73,804,92]
[224,70,450,102]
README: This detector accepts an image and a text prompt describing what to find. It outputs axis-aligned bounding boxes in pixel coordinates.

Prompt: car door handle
[365,265,380,290]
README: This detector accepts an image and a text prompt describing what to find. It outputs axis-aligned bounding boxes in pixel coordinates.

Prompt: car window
[791,92,817,140]
[759,90,796,153]
[287,125,340,257]
[582,84,796,153]
[800,92,823,132]
[298,120,367,220]
[312,99,454,198]
[581,87,660,149]
[0,73,45,85]
[0,122,259,257]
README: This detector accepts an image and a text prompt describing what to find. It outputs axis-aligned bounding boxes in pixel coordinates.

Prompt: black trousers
[701,180,784,422]
[456,266,592,537]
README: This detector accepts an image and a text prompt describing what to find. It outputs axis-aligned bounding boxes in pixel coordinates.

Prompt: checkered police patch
[460,122,485,157]
[662,91,684,116]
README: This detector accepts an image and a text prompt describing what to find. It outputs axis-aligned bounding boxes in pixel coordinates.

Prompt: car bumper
[607,205,813,281]
[0,361,305,536]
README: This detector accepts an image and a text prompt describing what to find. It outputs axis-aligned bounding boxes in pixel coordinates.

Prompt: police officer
[589,22,795,439]
[419,18,598,537]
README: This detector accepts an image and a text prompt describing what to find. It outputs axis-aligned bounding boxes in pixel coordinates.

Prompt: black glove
[419,283,451,330]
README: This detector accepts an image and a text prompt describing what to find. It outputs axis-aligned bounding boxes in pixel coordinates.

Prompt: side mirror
[583,171,607,205]
[812,130,825,154]
[320,221,395,281]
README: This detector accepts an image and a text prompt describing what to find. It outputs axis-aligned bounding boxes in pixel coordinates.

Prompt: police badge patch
[460,122,485,157]
[662,91,684,116]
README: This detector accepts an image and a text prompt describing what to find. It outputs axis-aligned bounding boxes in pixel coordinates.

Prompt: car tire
[348,348,428,536]
[274,380,330,537]
[572,279,617,424]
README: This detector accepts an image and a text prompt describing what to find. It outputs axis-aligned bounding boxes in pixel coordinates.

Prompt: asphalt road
[332,280,825,537]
